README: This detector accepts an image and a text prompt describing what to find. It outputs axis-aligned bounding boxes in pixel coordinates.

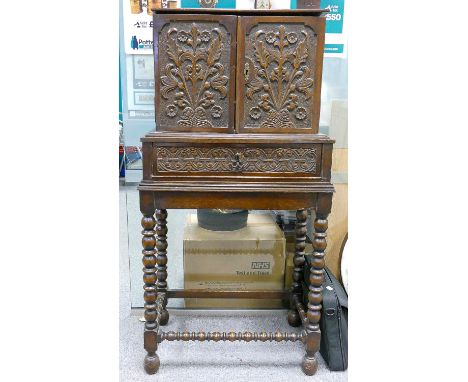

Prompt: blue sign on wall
[178,0,345,56]
[181,0,236,8]
[321,0,345,55]
[324,43,343,54]
[321,0,345,34]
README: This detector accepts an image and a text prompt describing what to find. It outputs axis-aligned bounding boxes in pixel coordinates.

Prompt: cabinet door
[153,14,237,133]
[236,16,325,133]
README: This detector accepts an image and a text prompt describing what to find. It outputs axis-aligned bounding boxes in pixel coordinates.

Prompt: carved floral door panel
[153,14,237,133]
[236,16,325,133]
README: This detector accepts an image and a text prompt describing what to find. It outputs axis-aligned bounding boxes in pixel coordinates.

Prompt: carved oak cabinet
[138,8,334,376]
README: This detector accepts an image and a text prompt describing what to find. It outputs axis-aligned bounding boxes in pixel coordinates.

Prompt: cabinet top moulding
[141,132,334,144]
[152,8,329,16]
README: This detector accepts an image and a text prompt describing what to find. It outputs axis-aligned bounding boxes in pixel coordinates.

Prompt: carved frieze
[155,146,318,173]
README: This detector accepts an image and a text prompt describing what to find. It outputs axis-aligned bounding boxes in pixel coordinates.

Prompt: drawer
[150,143,322,178]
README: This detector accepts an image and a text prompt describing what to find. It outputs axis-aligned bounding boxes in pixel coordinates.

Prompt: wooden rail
[158,330,306,343]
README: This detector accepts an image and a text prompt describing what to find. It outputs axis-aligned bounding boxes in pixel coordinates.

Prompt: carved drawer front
[236,16,325,134]
[152,144,322,177]
[153,14,237,133]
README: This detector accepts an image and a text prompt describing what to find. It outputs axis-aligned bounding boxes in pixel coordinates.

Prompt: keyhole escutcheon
[234,152,243,171]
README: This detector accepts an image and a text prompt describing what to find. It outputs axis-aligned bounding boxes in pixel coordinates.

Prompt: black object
[197,209,249,231]
[303,261,348,371]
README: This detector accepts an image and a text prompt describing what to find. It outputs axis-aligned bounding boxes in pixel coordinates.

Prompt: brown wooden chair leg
[288,209,307,327]
[156,209,169,326]
[141,212,160,374]
[302,194,332,375]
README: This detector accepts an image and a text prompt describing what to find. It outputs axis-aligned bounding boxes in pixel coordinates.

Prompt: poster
[321,0,346,57]
[123,0,163,55]
[124,0,346,57]
[123,0,346,118]
[126,55,155,118]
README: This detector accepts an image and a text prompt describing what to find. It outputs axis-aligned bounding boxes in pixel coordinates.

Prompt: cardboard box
[184,214,286,308]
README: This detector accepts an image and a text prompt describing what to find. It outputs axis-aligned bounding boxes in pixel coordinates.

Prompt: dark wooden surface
[153,14,237,132]
[142,132,333,143]
[140,133,333,184]
[153,10,326,134]
[158,330,306,342]
[139,9,334,376]
[303,194,332,375]
[288,209,308,328]
[138,132,333,210]
[140,212,159,374]
[236,16,325,133]
[155,209,169,326]
[141,190,319,210]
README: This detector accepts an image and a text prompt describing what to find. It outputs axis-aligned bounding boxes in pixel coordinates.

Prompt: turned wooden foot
[287,309,301,327]
[144,353,160,374]
[302,355,318,376]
